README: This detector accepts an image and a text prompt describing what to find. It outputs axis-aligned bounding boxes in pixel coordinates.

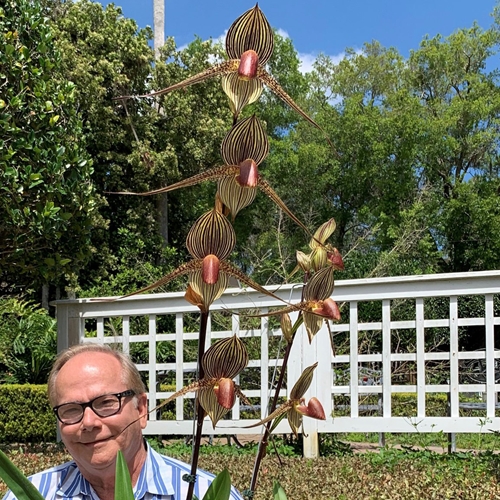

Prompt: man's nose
[80,406,101,429]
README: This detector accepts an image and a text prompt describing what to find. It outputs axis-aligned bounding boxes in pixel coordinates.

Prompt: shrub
[0,298,57,384]
[0,385,56,443]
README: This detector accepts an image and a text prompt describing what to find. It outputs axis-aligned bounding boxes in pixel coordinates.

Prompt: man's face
[53,352,147,478]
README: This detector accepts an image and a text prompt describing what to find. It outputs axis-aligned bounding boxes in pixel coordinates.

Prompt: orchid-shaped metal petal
[144,336,251,428]
[225,4,274,64]
[242,296,341,342]
[303,265,335,302]
[245,363,325,437]
[202,335,249,380]
[116,5,333,148]
[304,218,345,271]
[221,115,269,167]
[222,73,263,119]
[186,208,235,260]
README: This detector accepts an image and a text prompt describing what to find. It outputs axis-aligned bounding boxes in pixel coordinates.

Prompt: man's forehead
[59,351,123,378]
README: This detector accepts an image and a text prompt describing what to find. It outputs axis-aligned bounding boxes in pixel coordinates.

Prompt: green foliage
[202,468,231,500]
[272,481,288,500]
[114,450,134,500]
[0,449,44,500]
[0,385,56,443]
[0,299,56,384]
[0,0,95,292]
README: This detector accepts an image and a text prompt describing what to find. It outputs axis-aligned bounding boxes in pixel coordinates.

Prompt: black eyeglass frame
[52,390,136,424]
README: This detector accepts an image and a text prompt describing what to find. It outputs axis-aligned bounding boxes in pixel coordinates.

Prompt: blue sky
[98,0,498,72]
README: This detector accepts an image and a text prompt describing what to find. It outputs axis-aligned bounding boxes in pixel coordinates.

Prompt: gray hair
[47,343,147,407]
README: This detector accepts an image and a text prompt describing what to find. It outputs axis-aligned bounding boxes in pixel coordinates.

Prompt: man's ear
[137,393,148,429]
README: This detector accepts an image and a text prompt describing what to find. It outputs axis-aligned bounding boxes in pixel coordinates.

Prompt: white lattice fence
[54,271,500,457]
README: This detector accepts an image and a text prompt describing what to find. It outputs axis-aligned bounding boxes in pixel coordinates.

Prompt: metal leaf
[202,335,249,380]
[290,362,318,400]
[243,401,293,428]
[221,114,269,167]
[186,209,236,260]
[225,4,274,65]
[222,73,263,119]
[118,261,199,298]
[303,265,335,301]
[217,177,257,218]
[218,261,291,306]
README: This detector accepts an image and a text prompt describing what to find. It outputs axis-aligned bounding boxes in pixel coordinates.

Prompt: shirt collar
[56,443,175,498]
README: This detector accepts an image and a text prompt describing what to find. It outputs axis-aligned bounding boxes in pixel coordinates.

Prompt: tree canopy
[0,0,95,296]
[2,0,500,301]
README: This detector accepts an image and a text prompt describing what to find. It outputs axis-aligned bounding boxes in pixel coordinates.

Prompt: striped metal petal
[222,73,263,119]
[221,115,269,167]
[118,260,200,298]
[243,400,293,428]
[202,335,249,380]
[309,218,337,249]
[217,177,257,218]
[189,269,228,312]
[117,61,239,100]
[303,311,324,342]
[303,265,335,301]
[186,209,236,260]
[257,178,312,236]
[107,165,240,197]
[218,261,291,306]
[257,68,336,151]
[198,386,230,429]
[290,362,318,400]
[225,5,274,65]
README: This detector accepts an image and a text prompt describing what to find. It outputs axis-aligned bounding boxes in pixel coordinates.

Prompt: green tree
[0,0,95,296]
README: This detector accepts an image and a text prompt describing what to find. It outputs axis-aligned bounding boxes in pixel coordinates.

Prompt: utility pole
[153,0,165,59]
[153,0,169,246]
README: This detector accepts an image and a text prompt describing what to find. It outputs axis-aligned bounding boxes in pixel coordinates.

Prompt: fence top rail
[52,270,500,317]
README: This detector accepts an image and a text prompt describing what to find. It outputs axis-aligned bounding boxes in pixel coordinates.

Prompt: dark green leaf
[114,450,134,500]
[272,481,288,500]
[202,469,232,500]
[0,448,45,500]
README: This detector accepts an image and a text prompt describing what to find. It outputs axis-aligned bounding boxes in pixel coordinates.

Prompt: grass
[2,436,500,499]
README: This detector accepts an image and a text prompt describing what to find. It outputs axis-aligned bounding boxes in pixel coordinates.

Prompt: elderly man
[3,343,243,500]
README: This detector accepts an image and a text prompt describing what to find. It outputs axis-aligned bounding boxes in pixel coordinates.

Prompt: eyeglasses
[53,390,136,424]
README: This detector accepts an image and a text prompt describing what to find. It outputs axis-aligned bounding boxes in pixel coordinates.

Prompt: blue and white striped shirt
[2,444,244,499]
